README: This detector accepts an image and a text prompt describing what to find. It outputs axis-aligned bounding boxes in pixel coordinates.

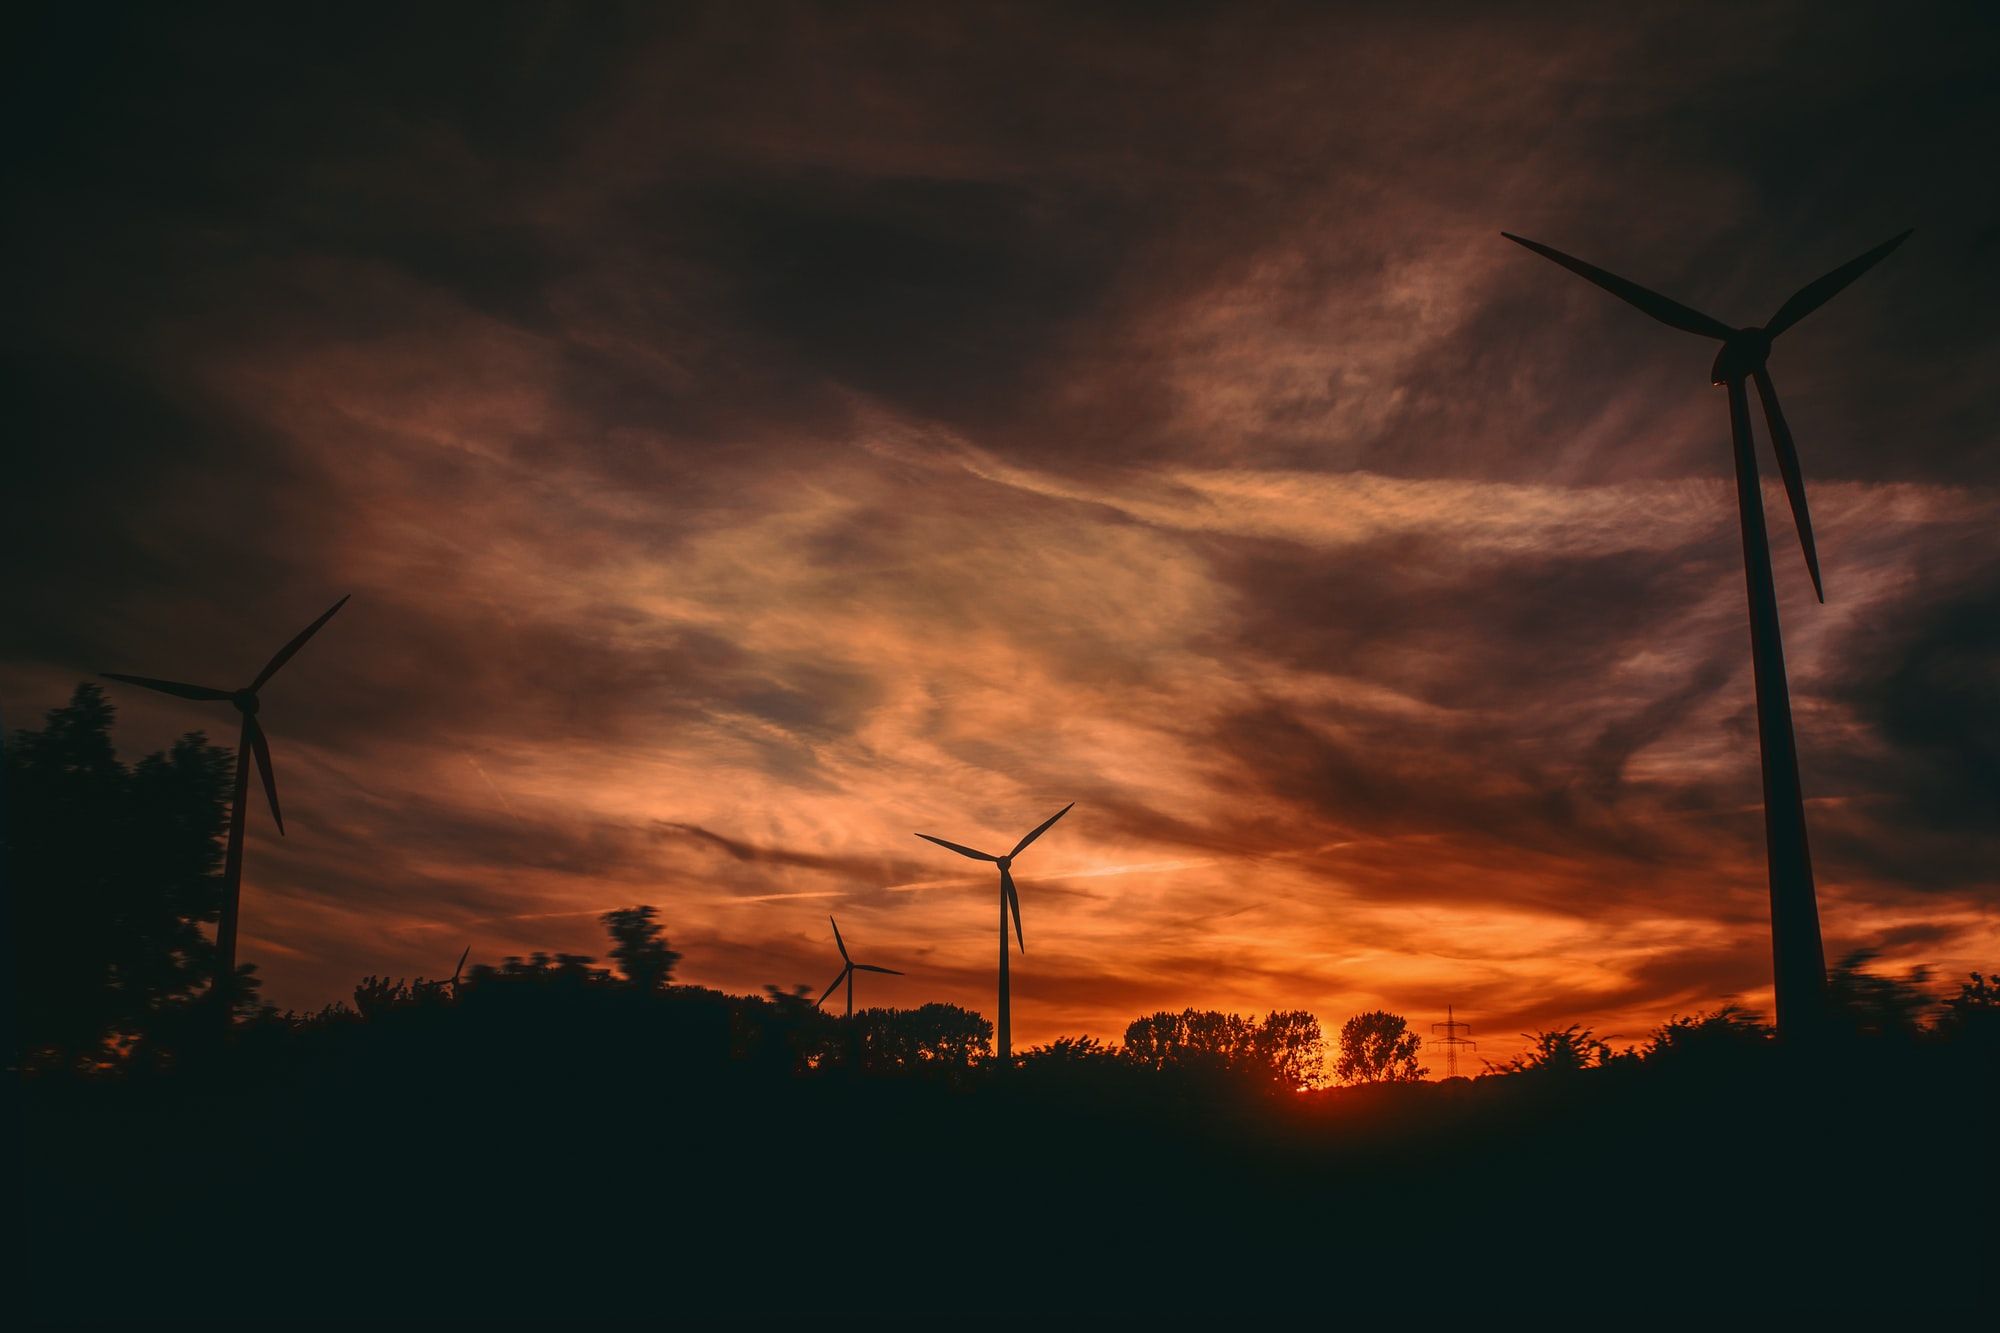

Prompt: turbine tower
[916,803,1072,1065]
[815,916,903,1019]
[104,595,350,1010]
[1504,229,1910,1037]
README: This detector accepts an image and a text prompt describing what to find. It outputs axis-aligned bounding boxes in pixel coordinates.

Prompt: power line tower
[1430,1005,1476,1078]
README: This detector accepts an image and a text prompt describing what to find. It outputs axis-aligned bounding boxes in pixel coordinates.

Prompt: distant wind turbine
[447,945,470,997]
[104,596,350,1008]
[916,803,1072,1065]
[1503,228,1911,1037]
[814,916,903,1019]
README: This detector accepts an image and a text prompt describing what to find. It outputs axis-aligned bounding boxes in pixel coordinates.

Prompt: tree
[1121,1008,1325,1087]
[1826,950,1933,1042]
[6,684,232,1067]
[1253,1010,1326,1089]
[1491,1025,1609,1076]
[1644,1005,1773,1067]
[601,905,681,993]
[1934,971,2000,1052]
[1123,1008,1258,1076]
[1333,1010,1426,1084]
[854,1003,991,1072]
[1018,1035,1118,1067]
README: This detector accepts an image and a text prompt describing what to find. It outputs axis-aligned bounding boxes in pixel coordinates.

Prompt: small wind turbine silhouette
[916,803,1072,1065]
[814,916,903,1018]
[103,596,350,1006]
[1503,228,1911,1036]
[447,945,470,997]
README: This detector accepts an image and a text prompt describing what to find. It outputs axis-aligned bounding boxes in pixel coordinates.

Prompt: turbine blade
[1501,233,1734,340]
[247,715,284,835]
[1764,230,1912,338]
[854,964,903,975]
[1001,864,1024,954]
[100,674,233,702]
[252,595,351,691]
[1752,369,1824,602]
[816,969,847,1010]
[452,946,470,985]
[915,833,998,862]
[830,915,849,962]
[1009,803,1074,858]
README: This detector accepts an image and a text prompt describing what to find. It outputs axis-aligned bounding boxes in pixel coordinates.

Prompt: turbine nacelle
[1503,230,1910,607]
[1711,327,1773,385]
[102,596,351,844]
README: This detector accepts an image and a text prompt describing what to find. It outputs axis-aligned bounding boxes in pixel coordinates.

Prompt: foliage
[352,974,455,1019]
[1333,1010,1426,1084]
[1489,1024,1610,1076]
[1255,1009,1326,1089]
[1124,1008,1326,1088]
[601,905,681,993]
[852,1003,992,1072]
[1124,1008,1256,1073]
[1018,1035,1118,1067]
[1643,1005,1773,1067]
[1825,950,1934,1042]
[6,684,232,1068]
[1935,971,2000,1051]
[763,982,814,1011]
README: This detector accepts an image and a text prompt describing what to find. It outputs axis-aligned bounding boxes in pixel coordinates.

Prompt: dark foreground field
[17,1030,1996,1322]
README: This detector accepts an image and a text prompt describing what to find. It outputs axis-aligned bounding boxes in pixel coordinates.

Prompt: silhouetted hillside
[10,690,1997,1317]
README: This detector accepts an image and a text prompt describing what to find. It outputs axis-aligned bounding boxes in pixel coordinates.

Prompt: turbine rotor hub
[997,856,1013,870]
[232,690,260,714]
[1711,327,1772,385]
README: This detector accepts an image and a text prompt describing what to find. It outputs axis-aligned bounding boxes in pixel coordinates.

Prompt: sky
[6,1,1997,1061]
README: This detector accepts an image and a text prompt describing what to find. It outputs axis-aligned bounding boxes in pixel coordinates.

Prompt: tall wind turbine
[814,916,903,1019]
[916,803,1072,1065]
[104,595,350,1007]
[1503,229,1910,1037]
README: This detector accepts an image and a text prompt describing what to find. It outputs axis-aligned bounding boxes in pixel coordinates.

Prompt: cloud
[6,2,1998,1056]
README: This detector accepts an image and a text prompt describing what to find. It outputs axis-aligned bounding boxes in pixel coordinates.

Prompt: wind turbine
[447,945,470,998]
[103,595,350,1008]
[915,803,1072,1065]
[1503,228,1910,1037]
[814,916,903,1019]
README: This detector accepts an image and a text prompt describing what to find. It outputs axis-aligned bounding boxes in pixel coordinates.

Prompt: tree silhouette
[1018,1035,1118,1067]
[1124,1008,1257,1075]
[6,684,231,1068]
[1333,1010,1426,1084]
[1825,950,1934,1043]
[601,905,681,993]
[1255,1009,1326,1090]
[853,1003,991,1073]
[1125,1008,1326,1087]
[1643,1005,1773,1068]
[1491,1025,1610,1076]
[1935,972,1999,1053]
[352,974,411,1019]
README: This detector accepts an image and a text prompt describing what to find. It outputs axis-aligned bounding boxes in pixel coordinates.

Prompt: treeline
[7,683,1997,1085]
[24,892,2000,1096]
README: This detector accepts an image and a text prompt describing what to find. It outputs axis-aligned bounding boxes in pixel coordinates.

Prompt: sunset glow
[8,4,1995,1064]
